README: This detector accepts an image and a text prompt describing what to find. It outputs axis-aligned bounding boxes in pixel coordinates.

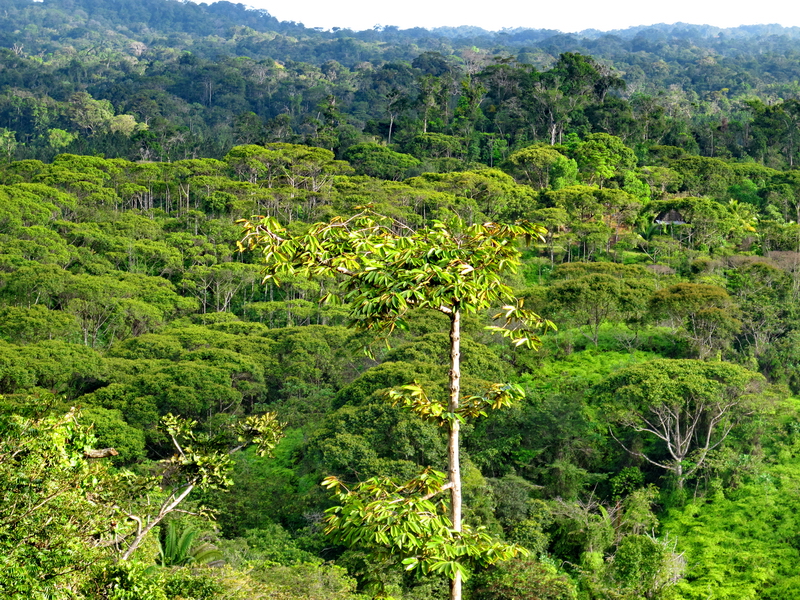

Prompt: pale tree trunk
[119,481,196,561]
[448,309,462,600]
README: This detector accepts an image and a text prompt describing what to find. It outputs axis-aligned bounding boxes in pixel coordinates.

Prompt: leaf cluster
[322,470,528,582]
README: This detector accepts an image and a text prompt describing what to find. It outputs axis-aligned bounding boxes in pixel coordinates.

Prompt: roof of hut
[654,209,686,225]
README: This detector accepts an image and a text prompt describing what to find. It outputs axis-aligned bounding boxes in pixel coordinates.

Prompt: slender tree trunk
[120,482,195,561]
[448,309,462,600]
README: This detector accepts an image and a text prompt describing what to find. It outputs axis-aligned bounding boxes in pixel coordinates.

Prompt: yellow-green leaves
[238,412,284,457]
[386,383,447,423]
[241,209,551,341]
[321,470,528,580]
[488,299,557,349]
[387,381,527,424]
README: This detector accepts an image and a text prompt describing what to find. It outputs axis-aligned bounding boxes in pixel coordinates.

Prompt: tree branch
[609,428,672,471]
[421,481,455,502]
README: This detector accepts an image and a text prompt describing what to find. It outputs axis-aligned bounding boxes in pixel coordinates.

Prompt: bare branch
[421,481,455,502]
[609,428,673,471]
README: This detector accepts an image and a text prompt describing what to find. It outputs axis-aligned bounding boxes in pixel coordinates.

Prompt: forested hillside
[4,2,800,599]
[4,0,800,164]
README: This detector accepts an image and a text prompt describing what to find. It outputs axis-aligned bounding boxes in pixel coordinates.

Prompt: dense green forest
[5,1,800,599]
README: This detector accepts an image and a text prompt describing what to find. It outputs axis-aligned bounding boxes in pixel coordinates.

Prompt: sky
[226,0,800,33]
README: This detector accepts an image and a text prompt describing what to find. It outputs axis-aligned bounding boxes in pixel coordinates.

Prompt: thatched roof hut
[655,209,686,225]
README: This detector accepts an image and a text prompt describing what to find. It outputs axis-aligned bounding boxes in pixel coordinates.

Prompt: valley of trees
[5,1,800,598]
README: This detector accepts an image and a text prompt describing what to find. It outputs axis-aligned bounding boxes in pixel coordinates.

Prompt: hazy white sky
[227,0,800,33]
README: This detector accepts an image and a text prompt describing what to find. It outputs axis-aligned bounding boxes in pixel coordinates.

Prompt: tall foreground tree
[240,210,552,600]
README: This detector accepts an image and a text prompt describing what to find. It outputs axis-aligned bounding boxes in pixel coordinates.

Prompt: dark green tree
[595,359,763,489]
